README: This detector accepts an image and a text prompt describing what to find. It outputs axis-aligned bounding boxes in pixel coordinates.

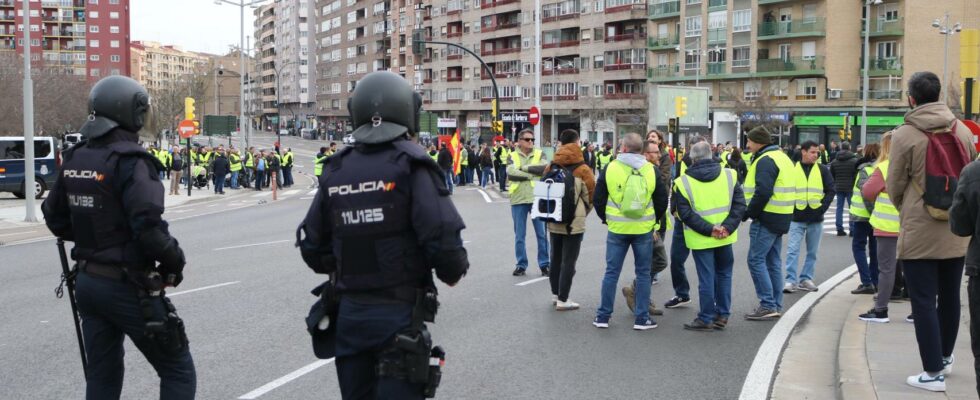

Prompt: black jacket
[829,150,859,193]
[212,155,230,176]
[583,149,596,170]
[950,161,980,276]
[792,162,835,223]
[673,160,746,237]
[744,145,793,235]
[594,161,667,226]
[437,148,453,170]
[727,154,748,184]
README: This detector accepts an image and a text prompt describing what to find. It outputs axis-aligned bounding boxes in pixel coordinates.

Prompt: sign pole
[186,137,191,197]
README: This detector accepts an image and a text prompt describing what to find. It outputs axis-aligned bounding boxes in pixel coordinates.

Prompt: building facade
[648,0,979,146]
[254,3,277,130]
[275,0,317,131]
[129,40,209,92]
[202,51,255,118]
[1,0,130,79]
[314,0,422,139]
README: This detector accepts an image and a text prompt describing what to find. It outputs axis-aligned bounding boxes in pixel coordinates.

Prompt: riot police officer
[297,71,469,399]
[42,76,196,400]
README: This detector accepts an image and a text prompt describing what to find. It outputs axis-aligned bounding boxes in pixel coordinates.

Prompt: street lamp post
[214,0,275,150]
[932,12,963,102]
[22,0,37,222]
[861,0,883,146]
[272,60,298,152]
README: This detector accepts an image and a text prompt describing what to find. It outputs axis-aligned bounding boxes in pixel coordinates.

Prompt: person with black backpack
[886,71,978,392]
[539,130,595,311]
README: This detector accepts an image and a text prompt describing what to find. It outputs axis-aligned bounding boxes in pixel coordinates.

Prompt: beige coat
[887,103,978,260]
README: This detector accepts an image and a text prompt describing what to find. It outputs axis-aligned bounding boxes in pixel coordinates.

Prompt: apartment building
[314,0,422,139]
[419,0,650,144]
[201,51,255,118]
[648,0,979,145]
[275,0,317,131]
[254,3,277,129]
[130,40,209,92]
[1,0,130,79]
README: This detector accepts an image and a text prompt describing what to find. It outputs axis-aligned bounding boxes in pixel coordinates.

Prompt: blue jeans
[444,169,455,194]
[669,220,691,299]
[480,167,492,188]
[214,174,226,193]
[598,232,654,321]
[784,221,823,284]
[851,221,879,286]
[836,193,852,232]
[748,221,784,311]
[511,204,549,270]
[230,171,240,189]
[76,272,196,400]
[692,245,734,324]
[282,166,293,186]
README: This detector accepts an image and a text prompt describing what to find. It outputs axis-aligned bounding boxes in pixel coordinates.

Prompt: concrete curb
[837,287,877,400]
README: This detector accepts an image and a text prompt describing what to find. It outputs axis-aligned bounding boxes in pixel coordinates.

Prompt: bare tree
[572,95,615,144]
[0,54,91,138]
[728,80,789,134]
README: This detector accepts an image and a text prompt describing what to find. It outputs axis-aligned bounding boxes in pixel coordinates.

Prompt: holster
[306,278,339,359]
[376,288,444,398]
[139,293,189,358]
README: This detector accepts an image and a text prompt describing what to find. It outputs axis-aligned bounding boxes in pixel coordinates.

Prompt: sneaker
[858,308,890,323]
[683,318,715,332]
[942,355,954,375]
[783,282,798,294]
[798,280,819,292]
[622,286,636,312]
[906,372,946,392]
[906,314,914,323]
[745,307,781,321]
[592,316,610,329]
[837,230,847,236]
[512,268,526,276]
[664,296,691,309]
[713,317,729,330]
[540,267,550,277]
[633,318,658,331]
[556,300,580,311]
[850,284,876,295]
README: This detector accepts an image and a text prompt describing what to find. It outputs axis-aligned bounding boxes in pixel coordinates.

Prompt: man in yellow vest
[506,129,550,277]
[314,147,328,187]
[672,142,746,331]
[848,152,879,294]
[229,149,243,189]
[596,143,614,174]
[281,148,294,188]
[592,133,658,330]
[782,141,834,294]
[494,139,511,192]
[663,135,709,311]
[743,126,797,321]
[242,146,255,189]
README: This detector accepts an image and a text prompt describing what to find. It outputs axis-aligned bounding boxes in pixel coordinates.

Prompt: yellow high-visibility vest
[794,162,824,210]
[674,169,738,250]
[604,160,657,235]
[849,165,875,219]
[869,160,900,233]
[744,149,796,215]
[508,149,542,194]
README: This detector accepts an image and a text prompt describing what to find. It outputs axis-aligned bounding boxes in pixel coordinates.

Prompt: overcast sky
[130,0,259,55]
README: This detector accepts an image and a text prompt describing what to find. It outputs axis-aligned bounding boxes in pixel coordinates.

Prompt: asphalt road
[0,144,859,399]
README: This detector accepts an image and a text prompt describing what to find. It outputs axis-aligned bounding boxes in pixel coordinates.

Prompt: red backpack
[916,123,971,221]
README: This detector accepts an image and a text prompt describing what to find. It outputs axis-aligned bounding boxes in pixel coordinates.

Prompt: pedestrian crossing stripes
[822,206,850,236]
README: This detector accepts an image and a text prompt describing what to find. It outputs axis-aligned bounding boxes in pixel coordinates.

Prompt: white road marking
[168,281,240,297]
[515,276,549,286]
[0,230,42,238]
[307,189,319,196]
[251,192,271,198]
[281,189,300,197]
[300,196,314,200]
[2,236,55,246]
[213,239,292,251]
[475,188,492,203]
[238,359,334,399]
[737,264,857,400]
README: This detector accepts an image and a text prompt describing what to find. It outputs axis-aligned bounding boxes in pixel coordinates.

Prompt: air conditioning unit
[827,89,842,99]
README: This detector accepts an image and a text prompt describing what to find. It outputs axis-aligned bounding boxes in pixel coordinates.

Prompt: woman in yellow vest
[849,143,881,294]
[672,142,746,331]
[858,132,900,323]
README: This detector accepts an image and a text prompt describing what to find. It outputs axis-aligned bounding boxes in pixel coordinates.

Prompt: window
[802,41,816,60]
[743,81,761,100]
[109,26,119,33]
[732,9,751,32]
[732,45,749,67]
[877,41,898,59]
[708,11,726,29]
[90,68,100,77]
[685,16,702,37]
[802,4,817,20]
[89,39,99,48]
[110,40,119,48]
[89,0,98,4]
[778,43,791,61]
[110,55,120,62]
[89,25,99,33]
[769,79,789,100]
[89,11,98,19]
[797,78,817,100]
[657,53,669,67]
[593,55,604,69]
[89,55,99,61]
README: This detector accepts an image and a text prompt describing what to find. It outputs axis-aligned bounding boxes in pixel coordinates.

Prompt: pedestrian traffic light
[668,117,678,135]
[412,29,425,57]
[675,96,688,118]
[184,97,196,121]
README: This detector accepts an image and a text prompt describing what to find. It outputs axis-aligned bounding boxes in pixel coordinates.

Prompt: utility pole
[533,0,542,145]
[22,0,37,222]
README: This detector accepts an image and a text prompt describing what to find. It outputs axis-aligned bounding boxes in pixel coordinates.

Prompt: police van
[0,136,59,199]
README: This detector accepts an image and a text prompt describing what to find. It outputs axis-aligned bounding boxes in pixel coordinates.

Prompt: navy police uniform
[298,71,468,399]
[42,76,195,400]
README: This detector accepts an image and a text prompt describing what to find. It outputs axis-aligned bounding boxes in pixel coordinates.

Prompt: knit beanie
[746,126,772,145]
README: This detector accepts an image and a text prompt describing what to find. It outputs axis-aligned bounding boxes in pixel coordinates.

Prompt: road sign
[437,118,457,128]
[529,106,540,126]
[178,120,197,139]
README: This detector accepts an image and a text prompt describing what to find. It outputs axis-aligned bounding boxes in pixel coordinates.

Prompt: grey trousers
[874,236,898,311]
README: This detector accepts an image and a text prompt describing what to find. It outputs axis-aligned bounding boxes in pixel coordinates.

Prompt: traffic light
[491,99,498,119]
[962,79,979,115]
[412,29,425,57]
[492,120,504,134]
[668,117,678,135]
[192,120,201,135]
[184,97,196,121]
[674,96,688,118]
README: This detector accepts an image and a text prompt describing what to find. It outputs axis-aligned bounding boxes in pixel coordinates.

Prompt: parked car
[0,136,59,199]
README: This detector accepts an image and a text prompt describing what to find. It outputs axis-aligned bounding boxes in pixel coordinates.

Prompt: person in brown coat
[542,129,596,311]
[886,71,978,392]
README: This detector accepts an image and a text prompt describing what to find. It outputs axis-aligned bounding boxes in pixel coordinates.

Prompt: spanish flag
[450,129,462,175]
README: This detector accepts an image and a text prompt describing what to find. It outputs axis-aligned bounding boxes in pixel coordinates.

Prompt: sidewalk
[773,273,976,400]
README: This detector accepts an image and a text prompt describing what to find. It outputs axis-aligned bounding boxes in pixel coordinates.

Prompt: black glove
[139,227,186,286]
[159,245,185,287]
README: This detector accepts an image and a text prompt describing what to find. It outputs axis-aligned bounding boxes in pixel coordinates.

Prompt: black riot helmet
[347,71,422,145]
[79,75,151,139]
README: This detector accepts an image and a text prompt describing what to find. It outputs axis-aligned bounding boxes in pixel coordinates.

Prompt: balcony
[447,54,462,60]
[0,0,14,6]
[543,67,579,76]
[605,1,647,19]
[604,63,646,72]
[648,34,679,50]
[648,1,680,20]
[479,0,519,9]
[707,28,726,44]
[484,21,520,32]
[708,0,726,9]
[829,90,903,101]
[861,57,902,77]
[863,17,904,37]
[542,40,579,49]
[542,95,579,101]
[447,31,462,38]
[606,32,645,43]
[604,92,646,100]
[758,0,801,3]
[542,12,579,23]
[647,64,680,80]
[756,56,824,77]
[707,61,726,75]
[447,76,462,82]
[758,17,825,40]
[480,47,520,56]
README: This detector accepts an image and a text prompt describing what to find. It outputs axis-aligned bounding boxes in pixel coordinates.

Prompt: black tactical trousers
[75,272,196,400]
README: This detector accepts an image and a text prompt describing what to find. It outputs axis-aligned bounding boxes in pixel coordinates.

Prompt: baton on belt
[55,239,88,377]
